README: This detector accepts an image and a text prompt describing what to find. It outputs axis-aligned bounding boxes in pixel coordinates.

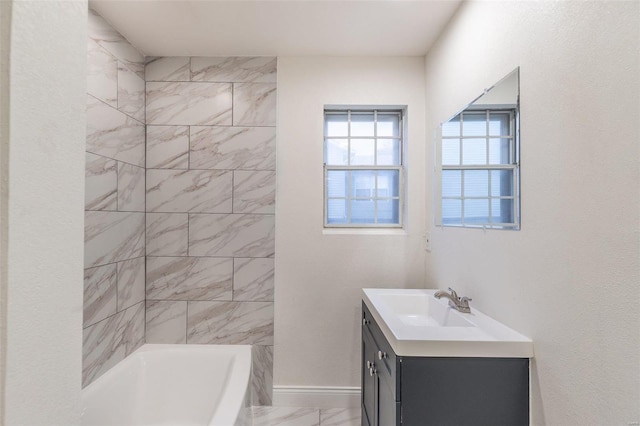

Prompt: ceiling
[89,0,463,57]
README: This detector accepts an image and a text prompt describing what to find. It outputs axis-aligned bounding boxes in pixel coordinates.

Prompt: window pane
[464,199,489,224]
[351,170,375,198]
[491,198,514,223]
[490,170,513,197]
[489,112,511,136]
[439,104,518,229]
[351,113,375,137]
[351,199,375,223]
[327,199,347,224]
[489,138,512,165]
[377,199,400,224]
[442,116,460,137]
[350,139,375,165]
[462,113,486,137]
[327,170,347,198]
[442,199,462,225]
[463,170,489,197]
[377,139,401,165]
[326,139,348,165]
[325,113,348,137]
[377,170,399,197]
[324,109,405,228]
[462,138,487,165]
[442,139,460,165]
[442,170,462,198]
[377,113,400,137]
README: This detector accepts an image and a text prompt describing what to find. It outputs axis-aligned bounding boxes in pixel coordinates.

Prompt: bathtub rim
[81,343,253,426]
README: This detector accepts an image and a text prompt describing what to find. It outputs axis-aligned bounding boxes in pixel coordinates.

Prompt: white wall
[275,57,426,396]
[424,1,639,424]
[1,1,87,424]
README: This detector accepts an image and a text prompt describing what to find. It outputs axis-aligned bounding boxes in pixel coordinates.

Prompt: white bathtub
[82,344,253,426]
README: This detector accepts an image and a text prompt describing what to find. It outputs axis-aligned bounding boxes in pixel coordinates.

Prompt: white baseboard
[272,386,361,409]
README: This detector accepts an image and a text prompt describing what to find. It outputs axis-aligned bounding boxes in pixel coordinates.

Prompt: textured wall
[424,1,640,424]
[275,57,427,393]
[144,56,276,405]
[82,9,146,388]
[1,1,86,423]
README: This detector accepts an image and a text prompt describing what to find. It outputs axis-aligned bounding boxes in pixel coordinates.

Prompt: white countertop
[363,288,534,358]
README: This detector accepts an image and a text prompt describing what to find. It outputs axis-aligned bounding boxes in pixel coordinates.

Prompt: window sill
[322,228,407,236]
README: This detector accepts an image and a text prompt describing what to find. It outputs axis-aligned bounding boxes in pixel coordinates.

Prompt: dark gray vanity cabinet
[361,302,530,426]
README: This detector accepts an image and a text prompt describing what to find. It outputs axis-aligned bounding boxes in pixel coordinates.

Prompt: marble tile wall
[144,56,277,405]
[83,9,146,388]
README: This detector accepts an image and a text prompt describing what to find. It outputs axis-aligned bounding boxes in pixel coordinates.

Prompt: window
[324,109,404,227]
[440,109,520,229]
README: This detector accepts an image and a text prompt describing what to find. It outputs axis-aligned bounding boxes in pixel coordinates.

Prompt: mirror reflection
[438,68,520,229]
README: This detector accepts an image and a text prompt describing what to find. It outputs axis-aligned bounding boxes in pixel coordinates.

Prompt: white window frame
[323,108,406,228]
[437,107,520,230]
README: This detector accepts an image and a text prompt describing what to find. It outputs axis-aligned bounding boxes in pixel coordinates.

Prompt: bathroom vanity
[361,289,533,426]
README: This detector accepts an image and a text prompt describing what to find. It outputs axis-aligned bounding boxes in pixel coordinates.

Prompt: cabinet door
[377,370,399,426]
[401,357,529,426]
[362,326,378,426]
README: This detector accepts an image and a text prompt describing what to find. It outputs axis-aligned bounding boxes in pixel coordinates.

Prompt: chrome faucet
[434,287,472,313]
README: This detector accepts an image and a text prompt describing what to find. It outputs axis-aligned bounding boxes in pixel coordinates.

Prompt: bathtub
[82,344,253,426]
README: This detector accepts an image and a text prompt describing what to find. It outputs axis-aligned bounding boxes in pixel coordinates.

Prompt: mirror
[437,68,520,230]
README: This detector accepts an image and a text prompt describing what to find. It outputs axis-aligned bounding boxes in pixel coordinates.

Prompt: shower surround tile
[146,81,232,126]
[84,8,147,389]
[117,63,145,122]
[85,153,117,211]
[146,56,190,82]
[83,264,117,328]
[84,211,145,268]
[146,169,233,213]
[146,125,189,169]
[189,126,276,171]
[117,257,145,311]
[146,300,187,344]
[233,258,274,302]
[233,170,276,214]
[188,213,275,257]
[191,57,277,83]
[86,95,145,167]
[233,83,277,127]
[187,301,274,345]
[88,8,145,78]
[87,39,117,107]
[145,213,188,256]
[117,163,145,212]
[146,256,233,301]
[82,301,145,387]
[138,55,277,399]
[253,407,319,426]
[252,345,273,406]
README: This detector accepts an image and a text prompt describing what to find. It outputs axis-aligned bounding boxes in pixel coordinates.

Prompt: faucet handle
[447,287,459,299]
[459,296,472,307]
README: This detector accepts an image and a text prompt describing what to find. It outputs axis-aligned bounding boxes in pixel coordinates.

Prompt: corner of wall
[0,0,12,422]
[3,0,88,423]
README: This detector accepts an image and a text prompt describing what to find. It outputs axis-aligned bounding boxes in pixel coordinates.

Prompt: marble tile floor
[252,407,360,426]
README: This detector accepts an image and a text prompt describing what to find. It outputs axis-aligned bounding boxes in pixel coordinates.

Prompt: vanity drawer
[362,303,400,401]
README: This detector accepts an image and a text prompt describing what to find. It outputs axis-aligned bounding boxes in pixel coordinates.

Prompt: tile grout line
[143,71,148,346]
[83,299,145,331]
[185,298,189,344]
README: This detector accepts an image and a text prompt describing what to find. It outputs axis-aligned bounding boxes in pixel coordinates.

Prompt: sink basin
[381,293,475,327]
[363,288,533,358]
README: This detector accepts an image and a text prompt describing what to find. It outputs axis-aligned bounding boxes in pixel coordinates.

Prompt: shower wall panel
[82,9,146,388]
[144,56,276,405]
